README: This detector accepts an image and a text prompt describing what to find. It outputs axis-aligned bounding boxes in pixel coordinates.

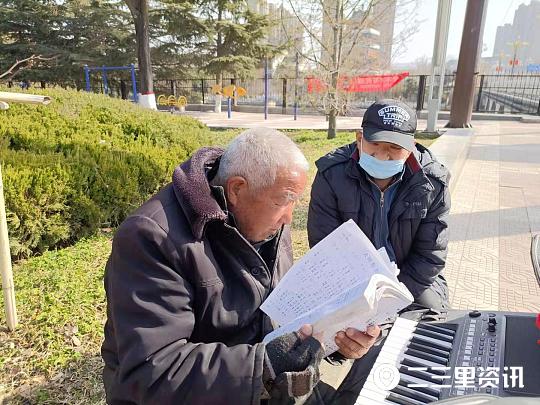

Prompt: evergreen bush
[0,88,211,258]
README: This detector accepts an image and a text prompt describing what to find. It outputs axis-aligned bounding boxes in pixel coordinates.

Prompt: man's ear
[225,176,247,207]
[355,129,363,142]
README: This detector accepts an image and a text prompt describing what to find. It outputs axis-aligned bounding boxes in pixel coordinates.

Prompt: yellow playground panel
[157,95,188,108]
[212,84,247,100]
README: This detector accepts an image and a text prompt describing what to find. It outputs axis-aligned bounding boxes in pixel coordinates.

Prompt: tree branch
[0,54,57,80]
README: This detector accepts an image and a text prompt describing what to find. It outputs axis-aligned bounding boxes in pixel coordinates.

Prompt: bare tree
[125,0,155,108]
[283,0,420,138]
[0,55,57,80]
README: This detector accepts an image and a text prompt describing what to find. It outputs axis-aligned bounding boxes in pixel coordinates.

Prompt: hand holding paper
[335,325,381,359]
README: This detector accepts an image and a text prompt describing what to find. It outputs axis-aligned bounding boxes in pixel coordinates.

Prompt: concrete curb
[428,128,474,195]
[520,115,540,123]
[181,105,538,122]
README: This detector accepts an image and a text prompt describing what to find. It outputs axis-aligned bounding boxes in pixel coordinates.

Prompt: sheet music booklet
[261,220,413,354]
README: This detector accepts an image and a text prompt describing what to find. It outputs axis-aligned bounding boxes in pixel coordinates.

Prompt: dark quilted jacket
[102,147,293,404]
[307,142,451,299]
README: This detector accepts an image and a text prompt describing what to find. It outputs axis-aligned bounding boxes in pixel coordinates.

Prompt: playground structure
[156,85,249,117]
[212,84,247,118]
[83,64,139,103]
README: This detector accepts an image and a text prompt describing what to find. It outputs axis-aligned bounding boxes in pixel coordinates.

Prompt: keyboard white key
[356,317,454,405]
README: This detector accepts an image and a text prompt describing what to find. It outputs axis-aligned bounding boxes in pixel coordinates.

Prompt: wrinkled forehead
[265,168,307,199]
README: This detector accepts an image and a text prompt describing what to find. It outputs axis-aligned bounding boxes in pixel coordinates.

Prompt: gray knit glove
[262,331,324,399]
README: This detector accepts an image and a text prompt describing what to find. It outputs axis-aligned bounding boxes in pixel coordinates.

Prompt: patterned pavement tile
[444,121,540,313]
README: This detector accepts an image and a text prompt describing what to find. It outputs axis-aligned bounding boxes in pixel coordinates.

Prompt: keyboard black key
[409,342,450,359]
[400,378,440,398]
[387,392,425,405]
[416,323,455,337]
[401,358,446,375]
[393,384,438,403]
[405,348,448,365]
[413,327,454,343]
[411,335,452,352]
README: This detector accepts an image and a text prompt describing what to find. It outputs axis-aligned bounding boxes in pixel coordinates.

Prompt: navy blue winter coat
[307,142,451,299]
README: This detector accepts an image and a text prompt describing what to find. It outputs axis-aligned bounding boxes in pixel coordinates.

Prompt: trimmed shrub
[0,88,211,258]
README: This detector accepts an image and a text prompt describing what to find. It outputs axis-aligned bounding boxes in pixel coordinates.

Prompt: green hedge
[0,88,211,258]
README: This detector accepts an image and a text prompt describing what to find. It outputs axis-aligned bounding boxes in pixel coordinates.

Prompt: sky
[395,0,530,63]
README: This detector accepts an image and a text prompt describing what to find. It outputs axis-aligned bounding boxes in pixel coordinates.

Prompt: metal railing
[15,73,540,116]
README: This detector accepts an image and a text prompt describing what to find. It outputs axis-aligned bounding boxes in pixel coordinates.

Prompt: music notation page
[261,220,413,354]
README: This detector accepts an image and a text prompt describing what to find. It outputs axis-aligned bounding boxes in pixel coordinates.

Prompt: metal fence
[153,77,310,108]
[15,72,539,116]
[475,74,540,114]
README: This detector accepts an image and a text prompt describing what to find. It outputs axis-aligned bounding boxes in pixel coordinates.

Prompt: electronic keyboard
[356,310,540,404]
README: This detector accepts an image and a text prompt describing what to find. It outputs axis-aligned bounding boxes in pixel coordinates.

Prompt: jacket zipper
[379,190,385,248]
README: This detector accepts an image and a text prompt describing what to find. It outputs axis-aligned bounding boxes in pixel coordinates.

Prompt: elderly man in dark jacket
[308,100,450,310]
[102,128,380,405]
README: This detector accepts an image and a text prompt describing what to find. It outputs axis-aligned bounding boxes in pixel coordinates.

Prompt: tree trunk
[125,0,155,108]
[327,0,343,139]
[328,109,337,139]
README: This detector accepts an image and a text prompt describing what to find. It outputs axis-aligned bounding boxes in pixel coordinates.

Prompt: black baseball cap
[361,99,417,151]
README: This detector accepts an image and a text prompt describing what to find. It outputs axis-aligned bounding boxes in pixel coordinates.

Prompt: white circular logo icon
[372,363,400,390]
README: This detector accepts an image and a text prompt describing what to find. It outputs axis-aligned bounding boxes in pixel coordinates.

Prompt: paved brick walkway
[183,110,368,129]
[445,121,540,312]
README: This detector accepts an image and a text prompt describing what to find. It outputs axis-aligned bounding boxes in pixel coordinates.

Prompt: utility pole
[508,39,528,75]
[446,0,488,128]
[426,0,452,133]
[496,51,506,74]
[0,165,17,331]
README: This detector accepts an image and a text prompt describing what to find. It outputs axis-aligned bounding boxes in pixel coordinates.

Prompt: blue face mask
[359,148,406,180]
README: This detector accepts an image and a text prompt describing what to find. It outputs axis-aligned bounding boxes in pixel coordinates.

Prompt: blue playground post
[101,67,109,95]
[84,65,91,92]
[264,58,269,120]
[227,97,232,118]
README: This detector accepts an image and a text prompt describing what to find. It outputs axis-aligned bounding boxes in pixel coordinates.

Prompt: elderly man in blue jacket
[308,100,450,310]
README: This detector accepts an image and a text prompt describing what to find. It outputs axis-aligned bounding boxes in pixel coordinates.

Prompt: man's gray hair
[212,127,309,191]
